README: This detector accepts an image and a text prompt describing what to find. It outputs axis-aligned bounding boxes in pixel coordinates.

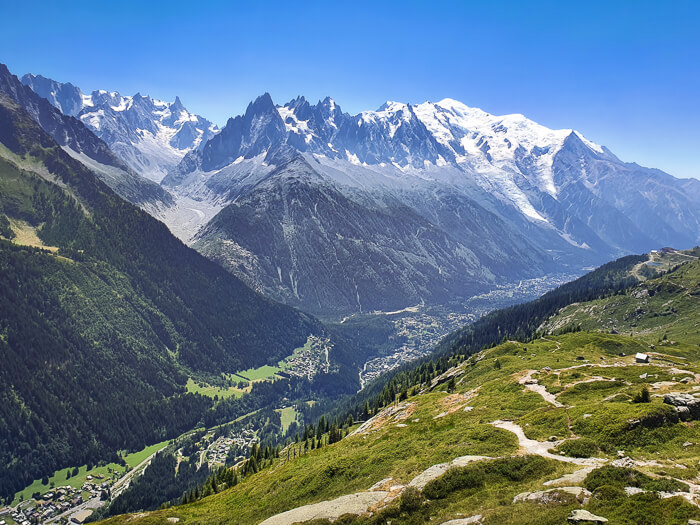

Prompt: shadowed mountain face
[163,94,700,316]
[192,154,554,315]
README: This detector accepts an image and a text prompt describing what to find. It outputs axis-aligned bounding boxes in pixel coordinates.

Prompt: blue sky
[2,0,699,178]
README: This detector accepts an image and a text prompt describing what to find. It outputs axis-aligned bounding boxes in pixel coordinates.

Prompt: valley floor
[351,272,580,388]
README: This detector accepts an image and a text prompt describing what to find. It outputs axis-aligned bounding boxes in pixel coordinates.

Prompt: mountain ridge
[163,93,699,315]
[21,72,218,182]
[0,65,174,210]
[20,71,700,316]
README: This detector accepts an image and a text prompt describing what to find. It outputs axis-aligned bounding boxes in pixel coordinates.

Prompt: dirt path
[541,337,562,351]
[631,258,651,281]
[490,420,606,467]
[519,370,564,407]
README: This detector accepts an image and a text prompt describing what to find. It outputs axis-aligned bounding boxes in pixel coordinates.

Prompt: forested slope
[0,93,321,500]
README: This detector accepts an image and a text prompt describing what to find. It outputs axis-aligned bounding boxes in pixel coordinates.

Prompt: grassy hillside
[98,259,700,525]
[543,249,699,345]
[0,93,322,500]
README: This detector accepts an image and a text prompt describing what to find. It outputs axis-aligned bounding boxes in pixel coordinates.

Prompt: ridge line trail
[631,256,652,281]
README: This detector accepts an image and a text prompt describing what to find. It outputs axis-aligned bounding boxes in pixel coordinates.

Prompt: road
[111,449,162,499]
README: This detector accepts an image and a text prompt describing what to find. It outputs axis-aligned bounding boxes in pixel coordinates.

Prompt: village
[198,428,258,467]
[1,475,112,525]
[2,424,262,525]
[278,335,333,381]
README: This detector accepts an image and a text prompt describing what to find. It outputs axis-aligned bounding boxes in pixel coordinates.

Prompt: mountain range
[3,59,700,520]
[21,73,218,182]
[18,70,700,317]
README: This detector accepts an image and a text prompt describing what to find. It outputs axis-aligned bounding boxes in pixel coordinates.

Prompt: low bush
[593,484,626,501]
[423,456,554,499]
[585,466,689,493]
[633,387,651,403]
[584,466,651,491]
[555,437,599,458]
[486,455,553,482]
[645,478,689,493]
[423,465,485,499]
[399,486,424,512]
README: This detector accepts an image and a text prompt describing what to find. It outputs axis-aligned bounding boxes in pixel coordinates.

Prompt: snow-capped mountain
[164,93,700,315]
[0,65,173,209]
[21,74,218,182]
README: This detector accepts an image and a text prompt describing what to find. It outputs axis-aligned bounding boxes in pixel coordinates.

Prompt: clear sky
[2,0,699,178]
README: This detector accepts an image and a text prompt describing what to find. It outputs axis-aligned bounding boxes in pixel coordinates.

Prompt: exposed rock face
[664,393,700,420]
[513,486,590,504]
[21,73,218,183]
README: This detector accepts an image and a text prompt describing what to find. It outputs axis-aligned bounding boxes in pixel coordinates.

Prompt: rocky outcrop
[568,509,608,523]
[513,486,590,504]
[664,393,700,421]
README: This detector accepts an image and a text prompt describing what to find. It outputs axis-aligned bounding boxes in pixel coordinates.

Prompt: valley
[353,273,580,388]
[1,269,579,523]
[94,252,700,525]
[0,21,698,524]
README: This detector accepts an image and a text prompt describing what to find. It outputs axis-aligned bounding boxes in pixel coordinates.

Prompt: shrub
[423,456,554,499]
[399,486,423,512]
[593,484,626,501]
[585,466,688,493]
[584,466,650,491]
[633,387,651,403]
[423,465,485,499]
[645,478,689,493]
[485,455,553,482]
[555,437,599,458]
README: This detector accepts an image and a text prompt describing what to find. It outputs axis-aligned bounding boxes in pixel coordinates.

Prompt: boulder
[514,487,589,505]
[568,509,608,523]
[440,516,482,525]
[676,406,692,421]
[612,457,636,468]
